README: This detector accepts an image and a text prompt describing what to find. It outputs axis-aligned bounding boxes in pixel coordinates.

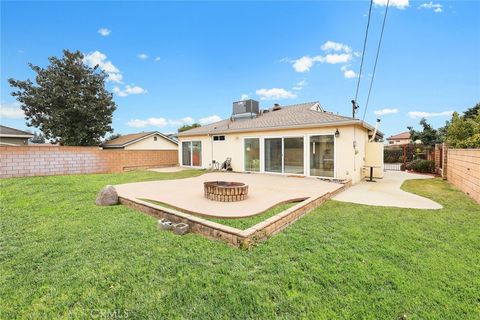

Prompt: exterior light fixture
[335,128,340,138]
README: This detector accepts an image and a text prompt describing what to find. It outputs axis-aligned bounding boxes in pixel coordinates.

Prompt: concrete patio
[333,171,442,209]
[115,172,344,218]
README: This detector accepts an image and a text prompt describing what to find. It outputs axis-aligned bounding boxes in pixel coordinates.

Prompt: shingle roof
[178,101,381,136]
[387,131,410,140]
[102,131,177,147]
[0,125,34,137]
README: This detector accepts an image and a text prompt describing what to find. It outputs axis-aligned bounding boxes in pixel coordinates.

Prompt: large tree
[407,118,443,146]
[178,123,201,133]
[8,50,116,146]
[463,102,479,120]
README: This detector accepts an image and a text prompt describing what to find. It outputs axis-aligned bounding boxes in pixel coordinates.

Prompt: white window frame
[306,133,336,179]
[180,140,203,168]
[243,137,261,172]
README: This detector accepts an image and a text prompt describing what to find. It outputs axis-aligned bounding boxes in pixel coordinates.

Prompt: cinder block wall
[0,146,178,178]
[446,148,480,203]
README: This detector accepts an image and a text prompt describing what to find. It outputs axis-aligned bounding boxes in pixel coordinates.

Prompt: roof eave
[178,120,376,137]
[0,134,34,138]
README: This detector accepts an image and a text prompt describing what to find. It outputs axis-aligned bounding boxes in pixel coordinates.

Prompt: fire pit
[204,181,248,202]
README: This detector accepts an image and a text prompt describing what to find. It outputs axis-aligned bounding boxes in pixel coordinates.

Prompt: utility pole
[351,100,359,119]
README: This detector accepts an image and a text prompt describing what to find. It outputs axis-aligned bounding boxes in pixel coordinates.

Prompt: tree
[8,50,117,146]
[178,123,201,133]
[104,133,121,142]
[407,118,443,146]
[30,132,46,144]
[446,112,480,148]
[463,102,479,120]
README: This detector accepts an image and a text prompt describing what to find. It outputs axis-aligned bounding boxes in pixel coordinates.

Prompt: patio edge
[119,179,351,248]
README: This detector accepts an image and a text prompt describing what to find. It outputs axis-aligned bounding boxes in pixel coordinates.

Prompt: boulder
[95,185,119,206]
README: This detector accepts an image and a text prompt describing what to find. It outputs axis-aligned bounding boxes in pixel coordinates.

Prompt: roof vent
[272,103,282,111]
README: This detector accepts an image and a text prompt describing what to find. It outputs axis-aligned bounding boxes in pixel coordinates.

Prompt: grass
[141,198,298,230]
[1,171,479,319]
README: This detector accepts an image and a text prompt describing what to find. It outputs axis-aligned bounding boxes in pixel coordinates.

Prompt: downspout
[208,133,213,168]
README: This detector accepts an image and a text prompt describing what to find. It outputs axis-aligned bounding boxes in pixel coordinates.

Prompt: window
[182,141,202,166]
[154,136,158,141]
[213,135,225,141]
[244,138,260,171]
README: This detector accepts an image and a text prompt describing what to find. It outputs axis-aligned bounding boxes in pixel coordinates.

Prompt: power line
[353,0,374,113]
[362,0,391,121]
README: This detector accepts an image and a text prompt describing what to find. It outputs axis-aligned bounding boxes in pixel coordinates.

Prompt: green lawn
[1,171,479,319]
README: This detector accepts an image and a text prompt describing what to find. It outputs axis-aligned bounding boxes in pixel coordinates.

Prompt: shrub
[405,159,435,174]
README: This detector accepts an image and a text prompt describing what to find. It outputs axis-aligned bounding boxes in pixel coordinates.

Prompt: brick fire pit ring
[204,181,248,202]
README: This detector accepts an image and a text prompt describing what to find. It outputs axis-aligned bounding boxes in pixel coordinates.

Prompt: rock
[95,185,119,206]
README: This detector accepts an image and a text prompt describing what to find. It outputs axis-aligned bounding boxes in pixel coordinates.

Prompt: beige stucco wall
[125,134,178,150]
[0,137,29,146]
[179,124,373,184]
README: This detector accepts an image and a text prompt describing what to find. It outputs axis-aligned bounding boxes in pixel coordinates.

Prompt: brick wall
[445,148,480,203]
[0,146,178,178]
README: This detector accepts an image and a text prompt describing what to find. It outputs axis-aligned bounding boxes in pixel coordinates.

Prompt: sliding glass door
[182,141,201,167]
[244,138,260,171]
[309,135,334,177]
[263,137,304,174]
[284,137,304,174]
[182,142,192,166]
[264,138,282,173]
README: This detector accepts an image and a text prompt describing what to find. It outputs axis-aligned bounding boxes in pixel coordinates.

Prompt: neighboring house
[0,125,34,146]
[102,131,178,150]
[386,131,411,145]
[177,100,384,184]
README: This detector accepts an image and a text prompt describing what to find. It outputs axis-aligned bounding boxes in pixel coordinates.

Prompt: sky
[1,0,479,139]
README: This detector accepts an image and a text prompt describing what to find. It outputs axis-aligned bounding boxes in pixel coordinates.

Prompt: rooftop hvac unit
[232,99,259,115]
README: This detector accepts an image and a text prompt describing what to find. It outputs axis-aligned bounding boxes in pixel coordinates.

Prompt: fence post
[442,143,448,180]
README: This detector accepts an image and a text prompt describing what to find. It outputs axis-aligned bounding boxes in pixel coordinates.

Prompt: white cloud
[168,117,194,127]
[98,28,111,36]
[83,51,123,83]
[321,41,352,53]
[107,73,123,83]
[373,0,409,9]
[292,55,324,72]
[241,93,249,100]
[0,102,24,119]
[113,85,147,97]
[292,80,307,90]
[154,56,161,61]
[324,53,352,64]
[137,53,148,60]
[343,69,358,79]
[341,65,358,79]
[256,88,297,100]
[199,115,222,125]
[127,118,168,128]
[419,2,443,13]
[374,108,399,116]
[292,53,352,72]
[127,115,213,128]
[407,110,453,118]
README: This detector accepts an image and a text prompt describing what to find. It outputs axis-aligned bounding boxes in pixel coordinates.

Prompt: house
[0,125,34,146]
[386,131,411,145]
[102,131,178,150]
[177,100,384,184]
